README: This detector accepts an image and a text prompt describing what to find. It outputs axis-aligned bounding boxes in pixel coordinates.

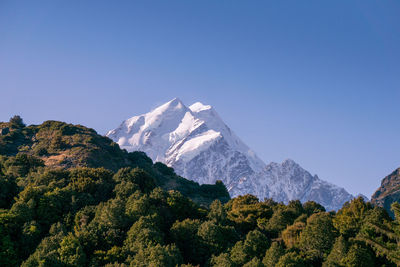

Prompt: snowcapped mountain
[107,98,353,210]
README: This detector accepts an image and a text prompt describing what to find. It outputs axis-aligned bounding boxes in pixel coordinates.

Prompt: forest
[0,117,399,266]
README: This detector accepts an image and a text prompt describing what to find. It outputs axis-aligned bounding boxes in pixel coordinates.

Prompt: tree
[299,212,336,260]
[125,193,154,221]
[262,205,295,236]
[113,167,155,194]
[287,200,305,218]
[230,229,269,265]
[167,190,199,221]
[210,253,234,267]
[343,243,374,267]
[69,167,114,202]
[357,203,400,265]
[21,222,67,267]
[226,195,272,233]
[333,197,371,238]
[262,242,285,266]
[9,115,25,129]
[20,220,42,259]
[114,181,139,199]
[170,219,203,264]
[198,220,238,256]
[208,200,227,224]
[282,221,305,248]
[276,252,306,267]
[129,244,182,267]
[0,223,18,267]
[123,214,164,254]
[322,235,348,267]
[243,257,264,267]
[4,154,44,178]
[58,233,86,266]
[303,201,326,216]
[0,175,18,208]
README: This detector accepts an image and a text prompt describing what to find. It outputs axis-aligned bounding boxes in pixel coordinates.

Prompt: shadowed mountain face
[107,98,353,210]
[371,168,400,216]
[0,119,230,206]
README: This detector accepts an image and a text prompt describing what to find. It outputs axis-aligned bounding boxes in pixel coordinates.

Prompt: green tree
[58,233,86,266]
[0,223,18,267]
[125,193,154,221]
[170,219,204,265]
[262,205,295,236]
[357,203,400,265]
[262,242,284,266]
[299,212,336,260]
[208,199,227,224]
[210,253,234,267]
[114,181,139,199]
[343,243,374,267]
[226,195,272,233]
[333,197,371,238]
[69,167,114,202]
[89,198,130,249]
[9,115,25,129]
[129,244,182,267]
[322,235,348,267]
[243,257,264,267]
[303,201,326,216]
[167,190,199,221]
[0,175,18,208]
[113,167,155,194]
[230,229,269,265]
[276,252,306,267]
[4,154,44,178]
[124,214,164,254]
[198,220,238,256]
[21,222,67,267]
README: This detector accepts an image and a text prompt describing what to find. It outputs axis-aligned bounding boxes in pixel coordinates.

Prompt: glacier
[106,98,353,210]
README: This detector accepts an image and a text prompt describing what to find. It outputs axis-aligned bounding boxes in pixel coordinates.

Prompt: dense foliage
[1,117,400,266]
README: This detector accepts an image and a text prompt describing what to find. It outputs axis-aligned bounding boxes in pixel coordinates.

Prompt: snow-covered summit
[107,98,353,210]
[189,102,212,113]
[107,98,264,172]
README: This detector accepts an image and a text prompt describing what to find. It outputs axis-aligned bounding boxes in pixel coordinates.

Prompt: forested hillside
[1,117,399,266]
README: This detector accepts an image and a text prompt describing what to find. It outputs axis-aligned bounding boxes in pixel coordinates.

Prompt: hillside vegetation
[1,117,400,266]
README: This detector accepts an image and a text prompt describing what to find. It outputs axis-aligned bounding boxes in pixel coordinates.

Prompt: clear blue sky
[1,0,399,197]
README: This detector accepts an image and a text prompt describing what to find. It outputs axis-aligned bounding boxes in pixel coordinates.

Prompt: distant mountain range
[107,98,354,210]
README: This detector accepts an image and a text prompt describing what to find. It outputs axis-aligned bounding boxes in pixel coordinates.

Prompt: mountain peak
[189,102,213,113]
[154,98,187,114]
[169,97,183,105]
[282,158,298,167]
[107,99,353,211]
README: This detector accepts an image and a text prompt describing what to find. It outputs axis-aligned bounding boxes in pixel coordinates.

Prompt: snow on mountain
[232,159,353,211]
[107,98,353,210]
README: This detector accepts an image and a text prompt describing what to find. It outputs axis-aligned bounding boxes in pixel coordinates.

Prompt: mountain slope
[371,167,400,216]
[107,98,353,210]
[233,159,353,211]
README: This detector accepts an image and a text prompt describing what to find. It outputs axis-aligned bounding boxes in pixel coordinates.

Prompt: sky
[0,0,399,197]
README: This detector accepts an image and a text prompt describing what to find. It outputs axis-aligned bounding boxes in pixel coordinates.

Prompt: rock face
[107,98,353,210]
[371,168,400,216]
[233,159,353,211]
